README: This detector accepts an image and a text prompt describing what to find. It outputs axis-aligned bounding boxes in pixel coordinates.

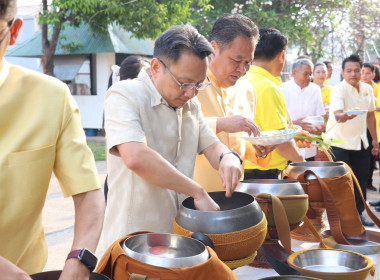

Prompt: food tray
[344,110,367,115]
[242,128,299,146]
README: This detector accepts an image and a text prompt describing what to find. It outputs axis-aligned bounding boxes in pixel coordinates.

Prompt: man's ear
[150,58,162,78]
[277,49,285,64]
[210,40,219,52]
[9,18,23,46]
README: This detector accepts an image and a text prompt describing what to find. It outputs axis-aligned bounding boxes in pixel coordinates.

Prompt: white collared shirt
[103,68,219,248]
[326,80,375,150]
[279,79,325,158]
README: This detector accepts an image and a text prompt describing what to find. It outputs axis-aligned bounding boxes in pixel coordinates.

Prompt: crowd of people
[1,0,380,279]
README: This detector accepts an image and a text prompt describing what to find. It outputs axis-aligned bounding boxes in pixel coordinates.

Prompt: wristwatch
[219,151,243,165]
[66,248,97,272]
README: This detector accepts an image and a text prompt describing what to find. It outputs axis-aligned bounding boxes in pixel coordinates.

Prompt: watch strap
[219,151,243,165]
[66,249,81,260]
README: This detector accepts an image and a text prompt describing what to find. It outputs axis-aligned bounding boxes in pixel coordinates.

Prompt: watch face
[79,249,97,271]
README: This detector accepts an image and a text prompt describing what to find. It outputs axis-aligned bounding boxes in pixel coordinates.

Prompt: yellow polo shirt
[194,69,270,191]
[244,65,288,170]
[321,84,333,104]
[0,60,100,273]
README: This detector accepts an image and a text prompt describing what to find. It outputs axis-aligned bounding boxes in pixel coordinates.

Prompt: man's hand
[252,145,276,157]
[295,130,312,148]
[0,256,31,280]
[334,111,358,123]
[292,118,314,132]
[193,189,220,211]
[218,153,243,197]
[217,115,260,136]
[59,259,90,280]
[372,140,379,156]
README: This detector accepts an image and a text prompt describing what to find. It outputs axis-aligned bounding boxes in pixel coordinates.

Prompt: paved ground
[41,138,380,271]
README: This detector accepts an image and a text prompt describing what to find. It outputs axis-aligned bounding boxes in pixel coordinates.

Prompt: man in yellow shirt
[0,1,105,278]
[244,28,303,178]
[194,14,274,191]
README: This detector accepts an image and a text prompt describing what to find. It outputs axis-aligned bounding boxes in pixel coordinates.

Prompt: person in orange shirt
[194,14,275,191]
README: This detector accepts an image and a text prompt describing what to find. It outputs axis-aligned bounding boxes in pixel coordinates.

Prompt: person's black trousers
[331,143,370,215]
[367,130,376,188]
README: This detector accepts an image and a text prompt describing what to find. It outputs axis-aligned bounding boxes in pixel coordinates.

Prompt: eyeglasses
[158,58,211,92]
[0,18,15,46]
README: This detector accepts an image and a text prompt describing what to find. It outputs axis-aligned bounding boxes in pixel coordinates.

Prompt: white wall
[73,53,115,129]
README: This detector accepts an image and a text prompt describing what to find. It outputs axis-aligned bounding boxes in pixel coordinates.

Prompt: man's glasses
[158,58,211,92]
[0,18,15,46]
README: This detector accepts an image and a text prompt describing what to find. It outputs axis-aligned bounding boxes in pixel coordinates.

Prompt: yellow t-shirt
[244,65,288,170]
[321,84,333,104]
[0,60,100,273]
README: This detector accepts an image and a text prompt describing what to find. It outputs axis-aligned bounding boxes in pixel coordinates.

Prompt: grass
[87,140,106,161]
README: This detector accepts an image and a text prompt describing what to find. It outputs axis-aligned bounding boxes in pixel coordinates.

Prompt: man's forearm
[276,140,304,162]
[367,111,378,143]
[118,143,205,199]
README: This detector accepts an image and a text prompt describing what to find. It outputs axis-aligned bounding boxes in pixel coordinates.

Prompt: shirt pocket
[8,144,56,166]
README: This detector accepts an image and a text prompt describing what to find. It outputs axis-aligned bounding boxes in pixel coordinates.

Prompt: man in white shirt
[279,58,325,160]
[326,54,378,226]
[103,24,243,248]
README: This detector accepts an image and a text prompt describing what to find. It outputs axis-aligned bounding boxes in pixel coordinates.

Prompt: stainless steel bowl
[176,191,263,234]
[285,162,348,180]
[288,249,373,280]
[122,233,209,267]
[323,229,380,255]
[238,179,305,196]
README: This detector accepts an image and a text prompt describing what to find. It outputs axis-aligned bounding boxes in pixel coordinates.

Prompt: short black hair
[374,65,380,83]
[254,27,287,60]
[120,56,150,81]
[323,61,332,67]
[209,14,259,50]
[363,62,375,73]
[342,54,362,70]
[153,24,213,64]
[0,0,16,20]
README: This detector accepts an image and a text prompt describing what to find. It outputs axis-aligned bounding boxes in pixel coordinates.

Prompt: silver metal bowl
[238,179,305,196]
[176,191,263,234]
[288,249,372,274]
[122,233,209,267]
[323,229,380,255]
[285,162,348,180]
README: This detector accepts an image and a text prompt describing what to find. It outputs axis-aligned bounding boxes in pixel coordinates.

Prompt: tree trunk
[41,0,62,76]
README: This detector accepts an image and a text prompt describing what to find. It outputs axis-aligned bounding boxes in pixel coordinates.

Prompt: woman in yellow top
[313,62,332,117]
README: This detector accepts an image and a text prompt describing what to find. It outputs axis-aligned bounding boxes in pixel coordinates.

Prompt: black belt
[244,168,281,179]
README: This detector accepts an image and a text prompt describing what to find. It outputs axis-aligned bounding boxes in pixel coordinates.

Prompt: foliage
[38,0,210,76]
[190,0,350,62]
[86,140,105,161]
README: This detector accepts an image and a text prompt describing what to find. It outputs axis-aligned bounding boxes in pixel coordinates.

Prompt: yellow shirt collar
[0,58,10,88]
[249,65,282,86]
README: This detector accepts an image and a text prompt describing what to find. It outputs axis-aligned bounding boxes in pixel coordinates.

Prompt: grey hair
[292,58,314,71]
[209,14,259,50]
[153,24,214,64]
